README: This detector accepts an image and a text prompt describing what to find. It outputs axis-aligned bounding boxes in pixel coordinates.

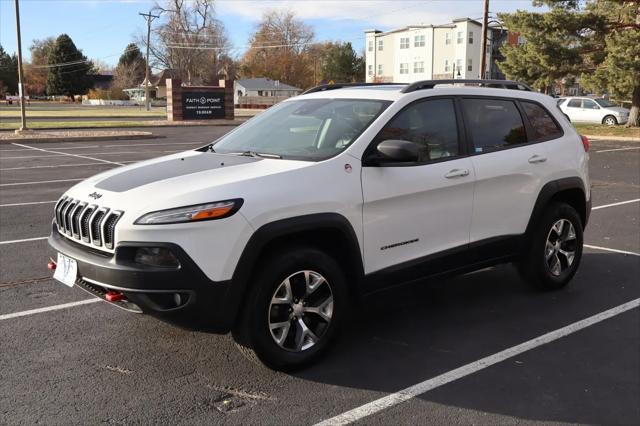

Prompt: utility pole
[480,0,490,79]
[14,0,27,133]
[139,11,160,111]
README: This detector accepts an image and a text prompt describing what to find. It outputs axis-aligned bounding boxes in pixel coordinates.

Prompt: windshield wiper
[228,150,282,159]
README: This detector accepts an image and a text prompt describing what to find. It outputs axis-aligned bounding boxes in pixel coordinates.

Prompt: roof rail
[401,79,533,93]
[302,82,406,95]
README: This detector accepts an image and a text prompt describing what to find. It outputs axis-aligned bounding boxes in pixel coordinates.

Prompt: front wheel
[232,246,347,371]
[519,202,584,291]
[602,115,618,126]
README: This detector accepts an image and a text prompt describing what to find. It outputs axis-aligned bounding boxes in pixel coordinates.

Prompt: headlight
[135,199,243,225]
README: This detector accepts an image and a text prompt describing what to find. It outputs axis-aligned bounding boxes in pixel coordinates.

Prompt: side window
[583,99,599,109]
[462,98,527,153]
[567,99,581,108]
[521,101,563,140]
[374,99,459,162]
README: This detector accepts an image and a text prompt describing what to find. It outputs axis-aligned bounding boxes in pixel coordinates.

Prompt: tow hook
[105,291,126,302]
[47,258,57,270]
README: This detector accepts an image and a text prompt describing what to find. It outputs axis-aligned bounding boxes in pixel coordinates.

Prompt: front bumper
[48,226,234,332]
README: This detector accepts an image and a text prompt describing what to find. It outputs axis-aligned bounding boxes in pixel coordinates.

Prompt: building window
[414,35,425,47]
[400,37,409,49]
[467,58,472,71]
[377,64,383,75]
[378,39,384,51]
[457,31,463,44]
[400,63,409,74]
[445,32,451,45]
[368,65,373,76]
[368,40,373,52]
[414,61,424,73]
[468,31,474,44]
[445,60,450,72]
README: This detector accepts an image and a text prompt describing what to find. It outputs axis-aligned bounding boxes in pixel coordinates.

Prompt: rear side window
[567,99,581,108]
[521,101,563,141]
[462,98,527,153]
[375,98,459,162]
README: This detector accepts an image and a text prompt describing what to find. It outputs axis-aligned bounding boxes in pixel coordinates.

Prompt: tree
[24,37,55,95]
[144,0,232,85]
[241,10,315,89]
[113,43,146,89]
[499,1,640,127]
[315,42,364,83]
[46,34,93,96]
[0,45,18,96]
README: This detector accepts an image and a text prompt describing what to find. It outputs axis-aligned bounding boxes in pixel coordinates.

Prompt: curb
[0,133,163,144]
[0,120,247,132]
[584,134,640,142]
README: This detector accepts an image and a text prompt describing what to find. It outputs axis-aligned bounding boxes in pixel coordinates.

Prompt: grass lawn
[0,120,155,130]
[573,123,640,138]
[0,105,165,118]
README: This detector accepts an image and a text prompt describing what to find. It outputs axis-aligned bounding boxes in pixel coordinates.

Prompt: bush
[87,87,129,100]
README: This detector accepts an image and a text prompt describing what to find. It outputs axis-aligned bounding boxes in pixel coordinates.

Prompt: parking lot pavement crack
[0,276,50,288]
[103,365,133,375]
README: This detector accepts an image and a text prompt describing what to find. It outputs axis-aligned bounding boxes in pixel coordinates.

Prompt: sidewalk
[0,129,159,144]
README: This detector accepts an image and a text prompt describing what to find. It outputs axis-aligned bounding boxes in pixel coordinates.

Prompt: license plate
[53,253,77,287]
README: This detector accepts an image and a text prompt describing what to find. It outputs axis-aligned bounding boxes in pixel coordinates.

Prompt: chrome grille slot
[79,206,95,242]
[53,196,123,252]
[102,212,122,249]
[71,203,86,239]
[90,209,108,246]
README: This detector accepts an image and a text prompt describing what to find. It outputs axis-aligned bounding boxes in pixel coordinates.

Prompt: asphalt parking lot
[1,127,638,425]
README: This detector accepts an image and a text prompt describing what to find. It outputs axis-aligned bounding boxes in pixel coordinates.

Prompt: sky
[0,0,540,69]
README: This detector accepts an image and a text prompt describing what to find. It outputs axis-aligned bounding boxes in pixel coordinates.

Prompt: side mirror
[376,139,420,162]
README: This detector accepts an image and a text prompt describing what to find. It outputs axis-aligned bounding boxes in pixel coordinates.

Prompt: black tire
[232,245,348,371]
[602,115,618,126]
[519,202,584,291]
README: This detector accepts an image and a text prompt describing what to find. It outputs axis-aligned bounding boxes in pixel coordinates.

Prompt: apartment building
[365,18,497,83]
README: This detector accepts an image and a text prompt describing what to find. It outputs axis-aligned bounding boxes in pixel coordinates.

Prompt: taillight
[580,135,589,152]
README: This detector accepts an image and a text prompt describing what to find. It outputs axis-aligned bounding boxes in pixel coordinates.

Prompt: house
[123,69,178,102]
[364,18,513,83]
[235,78,302,107]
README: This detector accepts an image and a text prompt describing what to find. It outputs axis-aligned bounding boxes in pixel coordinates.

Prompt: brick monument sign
[166,79,234,121]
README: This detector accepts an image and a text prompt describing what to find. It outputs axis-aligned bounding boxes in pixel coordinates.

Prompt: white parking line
[584,244,640,256]
[0,161,136,171]
[2,148,181,160]
[0,141,201,152]
[315,298,640,426]
[11,143,126,166]
[595,147,640,153]
[0,200,56,207]
[592,198,640,210]
[0,299,101,321]
[0,178,84,187]
[0,236,48,245]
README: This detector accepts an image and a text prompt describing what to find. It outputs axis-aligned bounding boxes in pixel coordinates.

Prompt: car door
[564,98,584,122]
[581,98,603,124]
[361,97,475,274]
[462,97,552,243]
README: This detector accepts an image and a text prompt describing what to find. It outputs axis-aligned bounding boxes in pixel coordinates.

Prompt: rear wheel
[519,202,583,291]
[602,115,618,126]
[232,245,347,371]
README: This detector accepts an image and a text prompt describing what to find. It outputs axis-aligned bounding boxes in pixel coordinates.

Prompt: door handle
[444,168,470,179]
[528,155,547,164]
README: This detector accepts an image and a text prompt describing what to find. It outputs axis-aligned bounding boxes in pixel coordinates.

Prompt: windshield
[594,98,615,108]
[209,98,391,161]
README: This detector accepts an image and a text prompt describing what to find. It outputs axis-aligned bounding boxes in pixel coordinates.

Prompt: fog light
[134,247,180,268]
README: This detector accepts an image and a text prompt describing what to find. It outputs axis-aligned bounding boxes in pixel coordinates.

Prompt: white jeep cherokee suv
[49,80,591,370]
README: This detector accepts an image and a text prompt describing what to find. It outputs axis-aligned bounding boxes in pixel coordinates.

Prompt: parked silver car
[558,97,629,125]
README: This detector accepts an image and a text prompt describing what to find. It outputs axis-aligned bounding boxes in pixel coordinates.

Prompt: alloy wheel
[545,219,578,276]
[268,270,334,352]
[604,116,617,126]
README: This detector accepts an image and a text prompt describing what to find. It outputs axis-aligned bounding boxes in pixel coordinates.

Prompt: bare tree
[241,10,315,89]
[139,0,232,85]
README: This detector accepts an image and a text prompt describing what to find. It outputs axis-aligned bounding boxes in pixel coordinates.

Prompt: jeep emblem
[88,192,103,200]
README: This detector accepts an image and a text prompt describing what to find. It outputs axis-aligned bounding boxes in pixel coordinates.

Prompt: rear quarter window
[521,101,563,141]
[462,98,527,153]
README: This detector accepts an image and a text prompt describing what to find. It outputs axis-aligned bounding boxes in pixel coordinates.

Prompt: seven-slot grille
[54,196,123,251]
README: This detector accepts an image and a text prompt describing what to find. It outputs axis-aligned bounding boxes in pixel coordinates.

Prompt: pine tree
[0,45,19,96]
[46,34,93,96]
[113,43,146,90]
